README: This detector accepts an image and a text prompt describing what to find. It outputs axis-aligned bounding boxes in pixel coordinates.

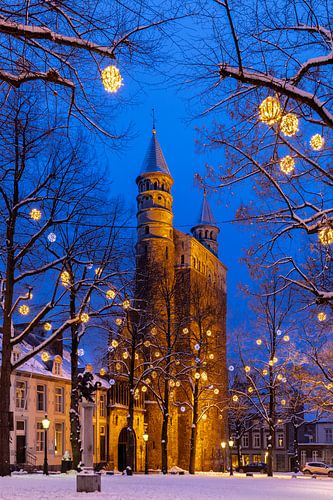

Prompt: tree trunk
[126,334,136,476]
[189,378,199,474]
[70,310,81,469]
[161,377,169,474]
[0,322,12,476]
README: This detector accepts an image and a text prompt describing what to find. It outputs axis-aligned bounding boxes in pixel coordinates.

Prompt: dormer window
[53,355,62,376]
[12,349,20,364]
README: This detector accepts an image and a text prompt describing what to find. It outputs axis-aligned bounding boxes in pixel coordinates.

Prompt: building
[107,127,228,472]
[5,329,108,470]
[298,421,333,466]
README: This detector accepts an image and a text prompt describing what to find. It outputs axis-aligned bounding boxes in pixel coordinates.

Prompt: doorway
[16,435,26,464]
[118,428,136,472]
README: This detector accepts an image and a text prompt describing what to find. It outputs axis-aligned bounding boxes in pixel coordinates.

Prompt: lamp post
[221,442,226,473]
[228,439,234,476]
[143,432,149,474]
[42,414,50,475]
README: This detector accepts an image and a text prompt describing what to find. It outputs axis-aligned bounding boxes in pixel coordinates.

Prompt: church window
[145,226,150,234]
[193,257,196,269]
[181,255,184,265]
[205,230,208,238]
[145,181,150,190]
[158,196,162,200]
[161,184,165,191]
[199,231,202,239]
[165,246,169,259]
[154,181,158,190]
[210,231,214,239]
[198,261,201,272]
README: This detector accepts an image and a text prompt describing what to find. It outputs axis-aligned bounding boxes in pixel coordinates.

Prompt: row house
[298,421,333,466]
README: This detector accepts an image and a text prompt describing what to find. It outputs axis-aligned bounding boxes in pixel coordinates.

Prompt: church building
[107,127,228,473]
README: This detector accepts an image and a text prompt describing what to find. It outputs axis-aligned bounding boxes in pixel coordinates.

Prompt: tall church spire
[191,190,219,256]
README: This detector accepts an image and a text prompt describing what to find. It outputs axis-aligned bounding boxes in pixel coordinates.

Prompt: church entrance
[118,428,136,472]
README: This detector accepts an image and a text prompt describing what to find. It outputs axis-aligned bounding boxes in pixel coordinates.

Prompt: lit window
[36,422,44,452]
[277,432,284,448]
[55,387,64,413]
[55,422,64,455]
[99,394,106,417]
[54,359,62,375]
[16,381,27,410]
[241,433,249,448]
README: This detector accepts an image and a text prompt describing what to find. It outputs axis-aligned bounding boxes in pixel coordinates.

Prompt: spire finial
[152,108,156,135]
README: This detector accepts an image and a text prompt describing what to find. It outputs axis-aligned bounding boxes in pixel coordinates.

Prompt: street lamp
[143,432,149,475]
[42,414,50,475]
[228,439,234,476]
[221,442,226,473]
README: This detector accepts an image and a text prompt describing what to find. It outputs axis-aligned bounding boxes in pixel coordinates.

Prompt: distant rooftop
[140,129,170,175]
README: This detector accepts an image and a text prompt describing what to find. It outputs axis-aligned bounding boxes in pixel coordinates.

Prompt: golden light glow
[248,387,253,393]
[111,339,118,348]
[232,395,239,402]
[43,322,52,332]
[154,351,161,358]
[202,414,207,421]
[141,386,147,393]
[176,380,180,387]
[85,363,93,372]
[151,327,157,335]
[262,369,268,376]
[169,380,175,387]
[116,362,121,371]
[317,312,327,322]
[209,353,215,360]
[19,304,30,315]
[80,313,90,323]
[201,371,208,381]
[122,351,129,359]
[318,227,333,245]
[152,371,157,379]
[60,271,71,286]
[310,134,324,151]
[277,374,283,380]
[259,96,282,125]
[135,353,139,360]
[283,335,290,342]
[99,367,106,376]
[101,65,122,93]
[183,327,189,334]
[273,356,278,364]
[214,388,219,395]
[206,330,212,337]
[106,289,116,300]
[280,113,298,136]
[41,351,50,362]
[269,360,274,367]
[256,339,262,346]
[115,318,123,326]
[145,378,151,385]
[30,208,42,221]
[194,372,201,379]
[95,267,102,277]
[144,340,150,347]
[122,299,130,310]
[280,155,295,174]
[281,399,286,406]
[244,365,251,373]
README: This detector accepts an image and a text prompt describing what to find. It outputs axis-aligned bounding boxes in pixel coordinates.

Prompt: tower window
[210,231,214,239]
[161,184,165,191]
[145,226,150,234]
[154,181,158,190]
[205,230,208,238]
[145,181,150,190]
[199,231,202,239]
[165,246,169,259]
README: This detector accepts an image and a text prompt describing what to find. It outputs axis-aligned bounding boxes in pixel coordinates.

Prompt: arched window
[154,181,158,190]
[145,226,150,234]
[199,230,202,239]
[145,181,150,191]
[161,183,165,191]
[210,231,214,239]
[205,230,208,238]
[165,246,169,259]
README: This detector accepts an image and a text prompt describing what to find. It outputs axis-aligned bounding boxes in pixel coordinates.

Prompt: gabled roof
[140,130,170,175]
[197,191,217,226]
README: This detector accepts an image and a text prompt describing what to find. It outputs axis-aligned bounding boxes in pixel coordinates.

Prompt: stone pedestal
[77,401,101,493]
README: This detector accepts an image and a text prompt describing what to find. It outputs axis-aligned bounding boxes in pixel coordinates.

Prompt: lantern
[30,208,42,221]
[106,289,116,300]
[310,134,324,151]
[80,312,90,323]
[317,312,327,322]
[280,113,298,136]
[101,66,122,93]
[19,304,30,315]
[43,322,52,332]
[259,96,282,125]
[318,227,333,245]
[280,155,295,174]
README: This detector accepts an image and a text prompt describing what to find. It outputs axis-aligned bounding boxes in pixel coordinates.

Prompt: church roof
[140,130,170,175]
[197,191,217,226]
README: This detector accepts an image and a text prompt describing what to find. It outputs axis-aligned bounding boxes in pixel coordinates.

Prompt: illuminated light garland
[214,388,219,395]
[259,96,282,125]
[202,414,207,421]
[30,208,42,221]
[256,339,262,346]
[95,267,102,277]
[194,372,201,379]
[111,339,119,348]
[43,322,52,332]
[277,374,283,381]
[206,330,212,337]
[244,365,251,373]
[283,335,290,342]
[310,134,325,151]
[317,312,327,322]
[41,351,50,362]
[115,318,123,326]
[80,313,90,323]
[280,113,299,136]
[101,65,122,93]
[116,362,121,371]
[180,406,186,413]
[141,386,147,392]
[122,299,130,310]
[106,289,116,300]
[209,353,215,360]
[201,371,208,381]
[279,155,295,174]
[248,387,253,393]
[47,232,56,243]
[143,340,150,347]
[183,327,189,334]
[175,381,180,387]
[281,399,286,406]
[318,227,333,245]
[154,351,161,358]
[262,369,268,376]
[122,351,129,359]
[232,395,239,402]
[99,368,106,376]
[151,327,157,335]
[19,304,30,315]
[60,271,71,286]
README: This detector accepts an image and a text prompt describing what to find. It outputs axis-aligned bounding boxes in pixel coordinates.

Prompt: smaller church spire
[140,126,170,175]
[191,190,219,256]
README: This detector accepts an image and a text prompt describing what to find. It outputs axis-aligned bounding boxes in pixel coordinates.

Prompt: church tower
[191,190,219,256]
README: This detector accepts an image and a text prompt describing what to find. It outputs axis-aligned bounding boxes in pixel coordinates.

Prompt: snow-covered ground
[0,472,332,499]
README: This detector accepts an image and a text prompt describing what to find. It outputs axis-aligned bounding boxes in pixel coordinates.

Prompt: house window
[54,422,64,455]
[325,428,333,443]
[312,450,319,461]
[16,381,27,410]
[12,350,20,364]
[99,394,106,417]
[252,454,262,463]
[36,422,44,452]
[277,432,284,448]
[36,385,46,412]
[300,450,307,465]
[253,432,261,448]
[16,421,25,431]
[241,433,249,448]
[55,387,64,413]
